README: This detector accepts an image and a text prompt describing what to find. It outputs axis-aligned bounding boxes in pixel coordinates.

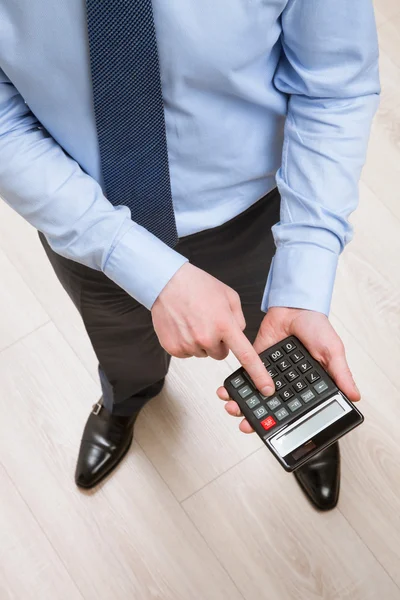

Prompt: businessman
[0,0,379,509]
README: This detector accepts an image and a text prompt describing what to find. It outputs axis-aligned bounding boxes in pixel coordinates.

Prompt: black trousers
[40,188,280,416]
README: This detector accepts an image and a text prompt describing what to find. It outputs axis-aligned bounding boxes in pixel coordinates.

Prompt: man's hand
[217,306,361,434]
[151,263,275,396]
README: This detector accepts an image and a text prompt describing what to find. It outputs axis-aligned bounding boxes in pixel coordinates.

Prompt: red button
[261,416,276,431]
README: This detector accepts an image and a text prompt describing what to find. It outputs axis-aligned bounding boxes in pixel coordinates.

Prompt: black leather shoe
[294,442,340,511]
[75,400,139,489]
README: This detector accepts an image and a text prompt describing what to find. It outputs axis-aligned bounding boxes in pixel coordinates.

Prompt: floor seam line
[0,461,86,600]
[0,320,51,356]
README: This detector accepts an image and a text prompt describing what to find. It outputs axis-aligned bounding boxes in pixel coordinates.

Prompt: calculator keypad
[253,406,268,419]
[306,370,320,384]
[231,375,245,388]
[290,351,304,363]
[293,380,307,392]
[274,378,286,391]
[227,336,337,436]
[238,385,253,398]
[267,367,279,379]
[269,349,284,362]
[283,341,297,353]
[267,397,281,410]
[246,395,260,409]
[288,398,302,412]
[277,359,291,372]
[300,389,315,403]
[285,369,299,382]
[314,380,329,394]
[275,407,289,421]
[261,416,276,430]
[280,388,294,402]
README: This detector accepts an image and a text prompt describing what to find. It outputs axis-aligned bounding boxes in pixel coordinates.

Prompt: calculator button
[314,380,329,394]
[280,388,294,402]
[246,395,260,409]
[288,398,302,412]
[269,349,284,362]
[267,367,279,379]
[306,370,320,384]
[267,397,281,410]
[285,369,299,382]
[253,406,268,419]
[261,356,271,368]
[293,379,306,392]
[261,416,276,430]
[231,375,245,388]
[238,385,253,398]
[300,389,316,403]
[298,361,312,374]
[275,407,289,421]
[277,359,291,372]
[274,377,286,391]
[290,351,304,364]
[283,340,297,353]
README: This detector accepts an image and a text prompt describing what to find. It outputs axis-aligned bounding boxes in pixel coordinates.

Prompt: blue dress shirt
[0,0,380,314]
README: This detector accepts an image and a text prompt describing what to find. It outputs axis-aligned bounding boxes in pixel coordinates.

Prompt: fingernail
[261,386,274,397]
[236,408,242,416]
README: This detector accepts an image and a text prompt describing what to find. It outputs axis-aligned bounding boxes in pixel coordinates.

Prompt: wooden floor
[1,2,400,598]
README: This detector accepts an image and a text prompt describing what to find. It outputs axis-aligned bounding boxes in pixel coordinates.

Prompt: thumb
[253,318,283,355]
[323,349,361,403]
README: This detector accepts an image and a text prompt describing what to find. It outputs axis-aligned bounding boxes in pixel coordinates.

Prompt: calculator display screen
[271,399,346,458]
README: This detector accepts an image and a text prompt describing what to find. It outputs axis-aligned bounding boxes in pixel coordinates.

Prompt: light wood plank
[328,314,400,587]
[0,464,83,600]
[374,7,389,28]
[0,202,98,379]
[0,245,48,352]
[362,50,400,221]
[378,15,400,70]
[183,449,399,600]
[136,355,262,501]
[0,324,243,600]
[331,181,400,389]
[374,0,400,22]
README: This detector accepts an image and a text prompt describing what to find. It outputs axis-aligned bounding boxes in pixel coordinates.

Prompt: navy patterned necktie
[86,0,178,247]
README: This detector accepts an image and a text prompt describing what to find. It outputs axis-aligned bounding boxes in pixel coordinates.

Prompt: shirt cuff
[103,221,189,310]
[261,243,339,316]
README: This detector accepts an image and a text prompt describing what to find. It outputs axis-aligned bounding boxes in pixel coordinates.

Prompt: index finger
[223,325,275,397]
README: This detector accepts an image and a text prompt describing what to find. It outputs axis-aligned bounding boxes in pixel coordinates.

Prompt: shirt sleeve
[262,0,380,316]
[0,68,188,310]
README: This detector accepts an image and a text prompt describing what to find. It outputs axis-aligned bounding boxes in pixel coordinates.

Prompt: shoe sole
[76,433,134,490]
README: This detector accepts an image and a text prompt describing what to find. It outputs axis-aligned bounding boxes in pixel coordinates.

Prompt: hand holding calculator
[224,336,363,471]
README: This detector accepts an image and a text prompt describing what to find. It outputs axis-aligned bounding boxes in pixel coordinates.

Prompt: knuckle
[195,334,212,349]
[240,349,254,365]
[231,289,240,302]
[219,323,231,338]
[231,290,241,307]
[167,345,180,357]
[168,344,186,357]
[220,347,230,360]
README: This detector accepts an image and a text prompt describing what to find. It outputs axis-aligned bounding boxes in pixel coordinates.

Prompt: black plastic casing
[224,336,364,472]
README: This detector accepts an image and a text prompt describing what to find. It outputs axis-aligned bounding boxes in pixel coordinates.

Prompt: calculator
[224,336,363,472]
